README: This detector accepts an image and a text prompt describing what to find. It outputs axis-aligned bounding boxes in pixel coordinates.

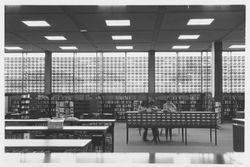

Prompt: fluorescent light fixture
[59,46,78,50]
[116,46,133,50]
[187,18,214,25]
[80,29,88,32]
[105,20,130,26]
[178,35,200,40]
[5,46,23,50]
[44,36,67,40]
[229,45,245,49]
[22,20,50,27]
[172,45,190,49]
[112,35,132,40]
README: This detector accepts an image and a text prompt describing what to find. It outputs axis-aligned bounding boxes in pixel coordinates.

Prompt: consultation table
[126,111,218,145]
[5,119,116,152]
[5,139,91,152]
[5,126,109,152]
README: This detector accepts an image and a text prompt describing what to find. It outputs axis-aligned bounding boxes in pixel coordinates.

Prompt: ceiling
[5,5,245,52]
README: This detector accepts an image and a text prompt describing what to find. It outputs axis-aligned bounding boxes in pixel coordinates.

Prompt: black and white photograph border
[0,0,249,166]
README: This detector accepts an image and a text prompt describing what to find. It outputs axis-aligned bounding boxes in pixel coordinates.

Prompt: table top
[232,118,245,125]
[77,119,116,122]
[5,126,109,131]
[5,119,48,122]
[5,139,91,148]
[5,119,116,122]
[232,118,244,122]
[1,152,246,165]
[180,111,216,113]
[126,111,216,114]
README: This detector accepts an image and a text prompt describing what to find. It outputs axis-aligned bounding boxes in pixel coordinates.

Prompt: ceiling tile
[37,43,96,52]
[96,43,152,51]
[5,32,26,44]
[4,44,44,53]
[16,32,89,43]
[164,5,245,13]
[5,6,64,14]
[223,42,245,51]
[161,11,244,30]
[88,31,153,43]
[64,6,159,13]
[5,14,79,32]
[74,13,156,31]
[155,42,211,51]
[4,5,245,52]
[223,30,245,42]
[157,30,229,42]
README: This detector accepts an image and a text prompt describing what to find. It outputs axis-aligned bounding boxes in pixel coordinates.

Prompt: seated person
[149,97,161,142]
[138,101,148,112]
[163,99,177,113]
[162,98,178,141]
[138,98,160,143]
[138,101,149,141]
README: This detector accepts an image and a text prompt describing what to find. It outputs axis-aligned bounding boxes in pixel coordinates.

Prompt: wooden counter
[5,139,91,152]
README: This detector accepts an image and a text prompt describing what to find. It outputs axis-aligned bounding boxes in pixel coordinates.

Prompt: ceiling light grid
[59,46,78,50]
[22,20,50,27]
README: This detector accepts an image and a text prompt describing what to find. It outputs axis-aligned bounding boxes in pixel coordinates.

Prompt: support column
[45,51,52,95]
[148,50,155,94]
[211,41,223,120]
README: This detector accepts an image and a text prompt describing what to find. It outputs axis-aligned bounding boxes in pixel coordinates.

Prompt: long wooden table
[5,119,116,152]
[5,139,91,152]
[5,126,109,152]
[5,119,116,124]
[126,111,218,145]
[5,126,109,131]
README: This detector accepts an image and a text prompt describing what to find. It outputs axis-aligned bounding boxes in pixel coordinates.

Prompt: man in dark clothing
[138,101,149,141]
[138,97,160,143]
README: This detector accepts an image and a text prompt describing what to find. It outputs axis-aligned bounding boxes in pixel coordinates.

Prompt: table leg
[185,128,187,145]
[169,129,172,142]
[126,127,129,144]
[182,128,184,143]
[102,133,106,152]
[111,123,114,152]
[215,128,217,145]
[165,128,168,141]
[210,128,212,143]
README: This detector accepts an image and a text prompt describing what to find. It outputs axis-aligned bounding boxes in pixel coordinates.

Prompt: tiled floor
[3,152,246,165]
[114,122,234,153]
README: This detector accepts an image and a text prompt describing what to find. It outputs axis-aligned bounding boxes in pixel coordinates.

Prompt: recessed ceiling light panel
[44,36,67,40]
[5,46,23,50]
[187,18,214,25]
[116,46,133,50]
[80,29,88,32]
[178,35,200,40]
[59,46,78,50]
[229,45,245,49]
[172,45,190,49]
[112,35,132,40]
[22,20,50,27]
[105,20,130,26]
